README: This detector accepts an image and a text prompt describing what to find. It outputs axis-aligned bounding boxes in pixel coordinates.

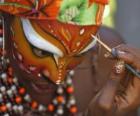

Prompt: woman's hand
[87,44,140,116]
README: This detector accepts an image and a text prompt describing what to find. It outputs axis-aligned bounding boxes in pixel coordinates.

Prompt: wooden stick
[91,34,112,52]
[91,34,140,78]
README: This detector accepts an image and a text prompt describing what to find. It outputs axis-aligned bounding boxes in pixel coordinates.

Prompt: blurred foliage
[102,0,117,28]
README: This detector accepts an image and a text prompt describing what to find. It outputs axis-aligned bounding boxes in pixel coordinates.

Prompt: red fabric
[0,0,108,19]
[0,0,62,19]
[89,0,108,4]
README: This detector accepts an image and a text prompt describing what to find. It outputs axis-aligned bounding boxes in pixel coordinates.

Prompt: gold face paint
[1,0,107,84]
[10,17,99,84]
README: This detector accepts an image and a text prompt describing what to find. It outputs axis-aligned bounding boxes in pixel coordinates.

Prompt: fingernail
[115,61,125,74]
[117,50,126,55]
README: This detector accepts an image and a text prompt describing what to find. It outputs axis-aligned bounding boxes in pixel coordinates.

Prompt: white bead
[56,80,61,85]
[38,105,46,112]
[69,99,76,105]
[13,105,18,112]
[0,93,3,102]
[11,85,17,93]
[13,78,18,83]
[6,59,10,63]
[6,103,12,110]
[57,87,63,94]
[0,73,7,80]
[53,99,58,105]
[24,94,31,102]
[0,93,2,98]
[3,113,10,116]
[57,108,64,115]
[18,105,24,113]
[66,78,72,84]
[0,37,3,43]
[0,86,6,92]
[11,85,16,91]
[69,70,75,76]
[7,89,13,97]
[1,56,4,60]
[38,73,41,77]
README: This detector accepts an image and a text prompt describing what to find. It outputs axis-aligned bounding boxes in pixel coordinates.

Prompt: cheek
[12,46,57,76]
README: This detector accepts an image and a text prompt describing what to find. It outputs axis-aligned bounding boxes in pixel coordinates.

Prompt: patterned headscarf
[0,0,108,25]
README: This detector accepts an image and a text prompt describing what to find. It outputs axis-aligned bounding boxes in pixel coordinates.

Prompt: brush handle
[125,64,140,78]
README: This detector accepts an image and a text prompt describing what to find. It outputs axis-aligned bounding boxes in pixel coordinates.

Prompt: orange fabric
[0,0,62,19]
[89,0,108,4]
[0,0,108,19]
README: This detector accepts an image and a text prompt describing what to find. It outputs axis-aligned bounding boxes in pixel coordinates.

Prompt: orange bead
[19,87,26,95]
[7,78,13,84]
[57,96,64,103]
[0,49,2,55]
[1,50,6,56]
[31,101,38,109]
[0,29,3,35]
[0,105,7,112]
[70,106,77,113]
[48,104,54,112]
[67,87,74,93]
[15,96,22,104]
[8,67,13,76]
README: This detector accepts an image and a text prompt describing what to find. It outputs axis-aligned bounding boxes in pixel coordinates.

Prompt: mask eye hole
[31,45,53,58]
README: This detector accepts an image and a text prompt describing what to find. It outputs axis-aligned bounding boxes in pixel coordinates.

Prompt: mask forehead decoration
[32,19,99,55]
[0,0,108,25]
[0,0,108,84]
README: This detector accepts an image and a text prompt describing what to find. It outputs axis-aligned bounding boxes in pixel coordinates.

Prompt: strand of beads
[0,17,78,116]
[66,71,77,114]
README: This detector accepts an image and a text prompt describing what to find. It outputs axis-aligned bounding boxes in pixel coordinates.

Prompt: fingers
[104,48,135,65]
[117,49,140,70]
[105,44,140,70]
[116,44,137,53]
[96,61,125,112]
[117,51,134,65]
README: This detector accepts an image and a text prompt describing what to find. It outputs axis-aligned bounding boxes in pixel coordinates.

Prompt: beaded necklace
[0,17,77,116]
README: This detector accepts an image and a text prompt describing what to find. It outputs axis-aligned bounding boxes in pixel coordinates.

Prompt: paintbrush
[91,34,140,78]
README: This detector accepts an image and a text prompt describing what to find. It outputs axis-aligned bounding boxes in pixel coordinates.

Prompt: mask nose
[56,58,67,84]
[42,57,68,85]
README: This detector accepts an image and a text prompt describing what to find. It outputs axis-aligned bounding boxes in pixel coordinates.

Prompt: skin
[5,19,139,116]
[86,35,140,115]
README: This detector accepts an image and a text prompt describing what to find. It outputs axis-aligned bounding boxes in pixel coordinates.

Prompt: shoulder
[98,26,124,48]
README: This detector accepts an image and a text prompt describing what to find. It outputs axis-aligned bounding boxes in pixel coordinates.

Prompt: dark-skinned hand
[87,44,140,116]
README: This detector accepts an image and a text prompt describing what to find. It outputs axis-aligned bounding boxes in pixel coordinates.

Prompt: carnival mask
[0,0,108,84]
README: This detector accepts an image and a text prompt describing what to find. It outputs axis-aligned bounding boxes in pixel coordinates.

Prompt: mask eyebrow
[21,18,63,57]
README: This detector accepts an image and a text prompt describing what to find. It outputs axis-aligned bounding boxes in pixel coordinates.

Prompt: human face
[10,17,99,84]
[4,0,105,84]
